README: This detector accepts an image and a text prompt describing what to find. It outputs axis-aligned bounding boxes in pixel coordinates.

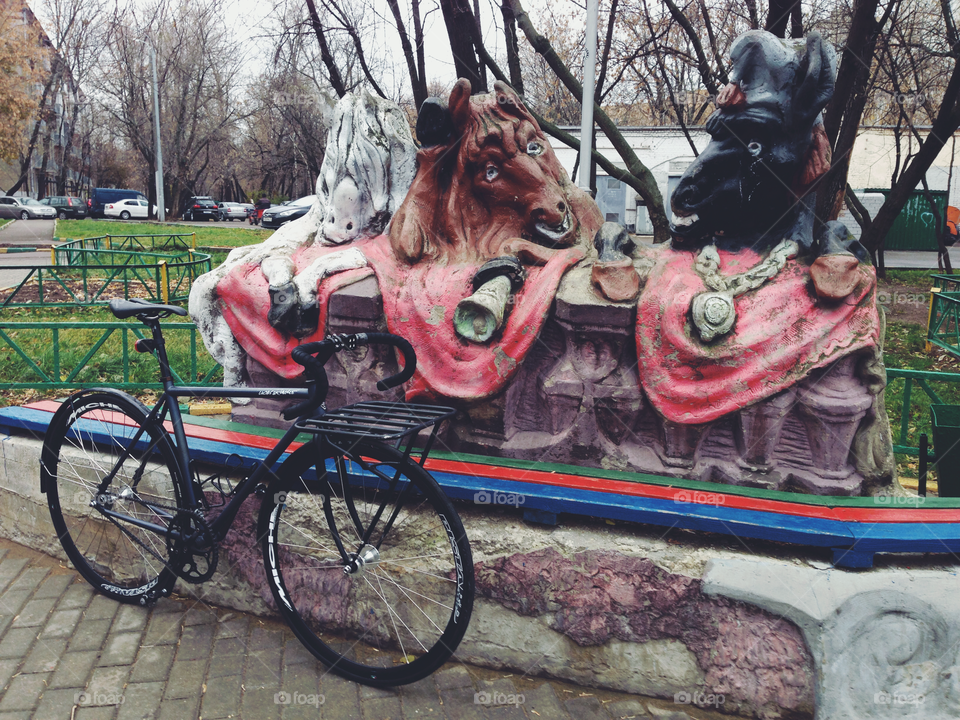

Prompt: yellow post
[50,247,56,266]
[105,235,111,250]
[159,260,169,303]
[926,287,940,353]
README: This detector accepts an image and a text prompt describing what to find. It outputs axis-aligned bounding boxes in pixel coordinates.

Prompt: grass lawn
[0,219,10,229]
[55,219,273,250]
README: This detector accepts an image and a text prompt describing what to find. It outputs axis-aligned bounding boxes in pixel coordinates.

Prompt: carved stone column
[795,356,872,494]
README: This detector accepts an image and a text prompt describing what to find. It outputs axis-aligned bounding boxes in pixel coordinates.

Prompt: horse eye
[747,141,762,156]
[485,164,499,181]
[526,141,544,157]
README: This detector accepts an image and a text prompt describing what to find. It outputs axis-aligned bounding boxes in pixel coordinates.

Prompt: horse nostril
[557,202,566,214]
[346,222,353,231]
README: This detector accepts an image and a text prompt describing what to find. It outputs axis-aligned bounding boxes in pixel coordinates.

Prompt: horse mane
[318,92,417,241]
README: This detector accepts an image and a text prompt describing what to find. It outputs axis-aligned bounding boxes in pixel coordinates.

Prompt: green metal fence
[0,321,221,389]
[926,288,960,358]
[0,245,212,308]
[885,368,960,460]
[55,233,198,261]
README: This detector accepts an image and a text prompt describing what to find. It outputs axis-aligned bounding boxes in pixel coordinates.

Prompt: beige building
[0,0,88,198]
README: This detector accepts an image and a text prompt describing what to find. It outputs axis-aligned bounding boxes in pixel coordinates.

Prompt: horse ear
[792,32,835,127]
[493,81,531,120]
[449,79,473,130]
[416,97,454,148]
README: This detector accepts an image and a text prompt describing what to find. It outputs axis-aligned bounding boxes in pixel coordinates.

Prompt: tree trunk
[501,0,524,94]
[814,0,885,230]
[440,0,486,93]
[387,0,428,109]
[304,0,347,98]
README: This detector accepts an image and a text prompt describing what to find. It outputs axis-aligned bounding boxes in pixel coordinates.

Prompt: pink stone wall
[476,547,814,717]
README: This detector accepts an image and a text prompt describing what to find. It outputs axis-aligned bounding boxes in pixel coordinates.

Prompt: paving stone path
[0,539,723,720]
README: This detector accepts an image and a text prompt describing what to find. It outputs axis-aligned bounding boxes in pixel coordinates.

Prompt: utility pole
[578,0,598,195]
[150,46,165,222]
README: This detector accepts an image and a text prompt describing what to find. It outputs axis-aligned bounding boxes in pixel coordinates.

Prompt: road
[0,220,54,290]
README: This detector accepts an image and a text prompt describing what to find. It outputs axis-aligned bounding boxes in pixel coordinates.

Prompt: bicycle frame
[132,315,314,544]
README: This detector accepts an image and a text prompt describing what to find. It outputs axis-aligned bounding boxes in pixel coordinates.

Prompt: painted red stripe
[27,401,959,523]
[420,457,960,524]
[27,400,302,453]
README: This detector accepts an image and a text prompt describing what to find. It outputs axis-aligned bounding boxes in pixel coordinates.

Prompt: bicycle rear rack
[294,401,456,464]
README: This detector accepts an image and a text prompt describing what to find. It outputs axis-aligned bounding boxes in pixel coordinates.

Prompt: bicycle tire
[41,390,182,605]
[259,439,474,687]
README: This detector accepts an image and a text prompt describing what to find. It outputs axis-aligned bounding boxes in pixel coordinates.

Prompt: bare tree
[95,0,245,214]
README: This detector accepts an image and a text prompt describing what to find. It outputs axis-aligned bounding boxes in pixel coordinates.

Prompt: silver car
[0,196,57,220]
[217,202,250,221]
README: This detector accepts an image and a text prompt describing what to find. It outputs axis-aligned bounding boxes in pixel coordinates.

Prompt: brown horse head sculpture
[389,79,602,266]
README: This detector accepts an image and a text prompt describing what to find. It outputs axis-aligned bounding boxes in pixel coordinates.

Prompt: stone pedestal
[704,557,960,720]
[237,265,894,496]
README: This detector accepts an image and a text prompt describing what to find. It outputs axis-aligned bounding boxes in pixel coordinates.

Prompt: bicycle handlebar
[282,333,417,420]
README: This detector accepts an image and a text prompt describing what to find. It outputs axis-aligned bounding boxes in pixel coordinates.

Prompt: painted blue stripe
[7,405,960,567]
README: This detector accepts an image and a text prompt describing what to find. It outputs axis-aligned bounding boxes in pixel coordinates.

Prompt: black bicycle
[40,298,474,687]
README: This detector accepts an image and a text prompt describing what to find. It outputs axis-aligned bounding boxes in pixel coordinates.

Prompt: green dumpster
[931,404,960,497]
[865,188,947,251]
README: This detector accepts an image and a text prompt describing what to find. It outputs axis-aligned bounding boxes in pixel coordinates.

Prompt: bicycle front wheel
[41,390,182,604]
[259,439,474,687]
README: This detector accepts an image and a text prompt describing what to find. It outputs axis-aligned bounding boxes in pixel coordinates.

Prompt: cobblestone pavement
[0,539,720,720]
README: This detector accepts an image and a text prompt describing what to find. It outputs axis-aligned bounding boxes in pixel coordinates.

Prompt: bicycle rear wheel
[259,439,474,687]
[41,390,182,604]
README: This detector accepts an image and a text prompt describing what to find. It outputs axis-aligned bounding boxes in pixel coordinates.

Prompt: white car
[104,199,150,220]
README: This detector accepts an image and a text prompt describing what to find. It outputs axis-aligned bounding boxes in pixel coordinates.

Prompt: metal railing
[885,367,960,460]
[926,281,960,357]
[0,321,221,389]
[0,245,211,308]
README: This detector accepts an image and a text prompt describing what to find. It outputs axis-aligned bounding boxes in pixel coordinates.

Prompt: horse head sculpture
[670,31,837,253]
[390,79,600,266]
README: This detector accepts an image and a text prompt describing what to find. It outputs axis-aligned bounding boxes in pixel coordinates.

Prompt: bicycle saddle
[109,298,188,319]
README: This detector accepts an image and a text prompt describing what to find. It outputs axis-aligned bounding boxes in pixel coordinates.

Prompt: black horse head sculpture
[670,31,837,252]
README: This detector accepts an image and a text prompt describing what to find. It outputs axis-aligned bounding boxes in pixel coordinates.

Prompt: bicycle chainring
[166,510,219,583]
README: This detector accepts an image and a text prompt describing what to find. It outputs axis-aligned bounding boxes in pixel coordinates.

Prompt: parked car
[261,195,316,229]
[0,196,56,220]
[182,197,218,221]
[104,198,150,220]
[216,202,250,221]
[88,188,148,218]
[39,195,88,219]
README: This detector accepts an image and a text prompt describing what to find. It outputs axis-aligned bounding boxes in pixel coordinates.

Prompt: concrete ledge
[0,429,817,718]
